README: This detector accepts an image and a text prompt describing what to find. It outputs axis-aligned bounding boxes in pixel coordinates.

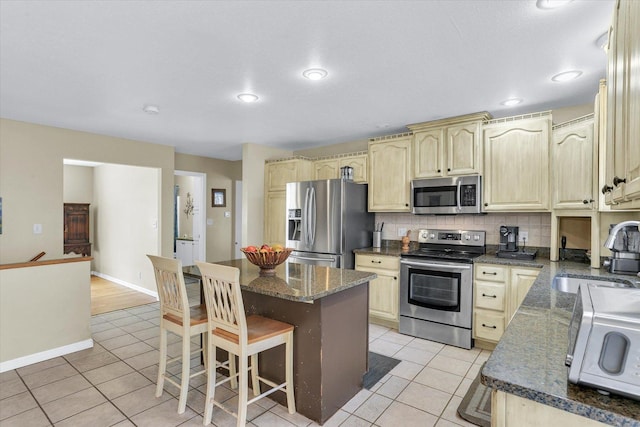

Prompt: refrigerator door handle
[309,186,316,246]
[303,187,310,246]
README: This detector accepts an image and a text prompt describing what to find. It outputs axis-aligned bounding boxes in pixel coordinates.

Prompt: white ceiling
[0,0,614,161]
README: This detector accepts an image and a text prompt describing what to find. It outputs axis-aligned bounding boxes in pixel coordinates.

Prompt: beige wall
[0,260,91,366]
[294,138,369,158]
[93,164,160,293]
[0,118,175,265]
[174,152,241,262]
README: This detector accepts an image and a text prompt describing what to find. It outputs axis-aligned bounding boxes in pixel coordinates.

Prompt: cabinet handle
[482,293,497,298]
[371,260,382,264]
[484,203,488,207]
[582,199,594,204]
[405,203,409,207]
[447,168,451,172]
[613,176,627,186]
[437,169,441,173]
[393,276,397,280]
[482,271,497,275]
[601,184,613,194]
[482,323,497,329]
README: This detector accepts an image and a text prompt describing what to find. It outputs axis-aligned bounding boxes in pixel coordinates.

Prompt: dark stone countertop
[477,254,640,426]
[354,240,419,257]
[183,259,376,303]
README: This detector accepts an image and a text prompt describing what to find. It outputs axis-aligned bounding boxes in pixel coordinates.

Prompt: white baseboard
[91,271,159,299]
[0,339,94,373]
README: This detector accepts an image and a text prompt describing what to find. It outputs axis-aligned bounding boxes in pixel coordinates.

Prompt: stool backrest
[147,255,190,322]
[195,262,246,341]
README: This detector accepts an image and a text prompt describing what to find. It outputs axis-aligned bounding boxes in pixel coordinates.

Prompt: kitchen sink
[551,276,635,294]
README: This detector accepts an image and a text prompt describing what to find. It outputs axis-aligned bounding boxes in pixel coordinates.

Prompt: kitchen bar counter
[478,255,640,426]
[184,260,376,425]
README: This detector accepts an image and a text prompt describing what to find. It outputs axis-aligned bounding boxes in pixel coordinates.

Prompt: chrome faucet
[604,220,640,250]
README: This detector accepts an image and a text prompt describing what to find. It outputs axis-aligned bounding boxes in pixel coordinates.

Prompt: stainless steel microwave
[411,175,482,215]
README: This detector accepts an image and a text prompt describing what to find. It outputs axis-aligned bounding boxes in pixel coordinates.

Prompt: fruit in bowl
[241,244,292,275]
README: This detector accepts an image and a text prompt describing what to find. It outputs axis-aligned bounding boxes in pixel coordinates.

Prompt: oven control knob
[473,235,480,241]
[465,234,471,240]
[429,233,436,240]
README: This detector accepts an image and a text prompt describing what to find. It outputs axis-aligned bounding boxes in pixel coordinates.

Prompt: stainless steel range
[399,229,486,349]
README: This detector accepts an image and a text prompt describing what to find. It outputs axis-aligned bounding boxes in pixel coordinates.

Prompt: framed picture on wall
[212,189,226,207]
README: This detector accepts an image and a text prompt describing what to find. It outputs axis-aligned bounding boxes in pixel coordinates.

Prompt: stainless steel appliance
[603,221,640,275]
[411,175,482,215]
[499,225,518,252]
[399,229,486,349]
[285,179,374,269]
[565,283,640,400]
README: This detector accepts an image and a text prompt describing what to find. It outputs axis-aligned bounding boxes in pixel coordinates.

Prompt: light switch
[33,224,42,234]
[224,211,231,218]
[207,218,214,226]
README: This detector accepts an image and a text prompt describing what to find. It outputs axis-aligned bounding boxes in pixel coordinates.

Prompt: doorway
[174,170,206,264]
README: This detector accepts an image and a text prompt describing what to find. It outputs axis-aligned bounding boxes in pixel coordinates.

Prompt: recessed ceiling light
[237,93,259,103]
[595,32,608,50]
[551,70,583,82]
[142,104,159,114]
[501,98,523,107]
[302,68,328,80]
[536,0,573,9]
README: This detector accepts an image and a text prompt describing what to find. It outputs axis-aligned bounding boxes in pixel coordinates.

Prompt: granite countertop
[354,240,419,257]
[183,259,376,303]
[478,254,640,426]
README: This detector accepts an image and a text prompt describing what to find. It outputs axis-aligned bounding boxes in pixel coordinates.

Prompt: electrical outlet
[398,227,407,237]
[520,231,529,242]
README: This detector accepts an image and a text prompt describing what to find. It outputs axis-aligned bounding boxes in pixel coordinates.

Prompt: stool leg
[229,352,237,389]
[250,354,259,396]
[237,355,248,427]
[285,332,296,414]
[156,326,168,398]
[178,330,190,414]
[203,343,217,426]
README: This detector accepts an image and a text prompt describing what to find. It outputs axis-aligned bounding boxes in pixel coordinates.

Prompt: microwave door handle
[456,179,462,211]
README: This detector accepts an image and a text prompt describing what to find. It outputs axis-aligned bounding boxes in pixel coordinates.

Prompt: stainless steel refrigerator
[285,179,374,268]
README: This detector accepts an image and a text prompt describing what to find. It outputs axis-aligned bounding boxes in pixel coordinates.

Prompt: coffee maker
[603,222,640,274]
[499,226,519,252]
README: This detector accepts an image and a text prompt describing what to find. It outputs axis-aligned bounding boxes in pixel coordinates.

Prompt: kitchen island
[478,256,640,426]
[184,260,376,425]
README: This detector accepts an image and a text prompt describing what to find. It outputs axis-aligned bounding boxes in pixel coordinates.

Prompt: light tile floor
[0,282,490,427]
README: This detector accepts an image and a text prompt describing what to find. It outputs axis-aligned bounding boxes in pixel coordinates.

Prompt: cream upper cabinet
[265,159,313,192]
[483,114,551,211]
[313,154,368,183]
[552,116,596,210]
[603,0,640,208]
[410,112,489,178]
[339,154,368,183]
[368,135,412,212]
[314,159,339,180]
[413,129,444,178]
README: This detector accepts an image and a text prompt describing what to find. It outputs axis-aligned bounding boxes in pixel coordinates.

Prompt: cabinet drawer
[475,264,507,282]
[355,254,399,270]
[475,282,505,311]
[474,311,505,342]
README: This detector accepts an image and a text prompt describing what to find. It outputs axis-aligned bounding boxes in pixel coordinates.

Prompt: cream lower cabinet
[368,135,412,212]
[552,116,597,210]
[355,254,400,328]
[483,114,551,211]
[473,263,541,346]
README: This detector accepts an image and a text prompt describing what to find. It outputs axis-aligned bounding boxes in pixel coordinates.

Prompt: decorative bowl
[241,246,293,276]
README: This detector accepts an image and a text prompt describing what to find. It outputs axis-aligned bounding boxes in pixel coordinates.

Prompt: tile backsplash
[375,212,552,247]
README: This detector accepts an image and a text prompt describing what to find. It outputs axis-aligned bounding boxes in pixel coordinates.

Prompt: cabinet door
[339,155,368,183]
[413,129,444,178]
[508,267,540,323]
[265,160,312,192]
[447,122,482,176]
[264,191,286,245]
[64,204,89,244]
[357,266,399,322]
[368,136,412,211]
[314,159,339,180]
[552,119,596,209]
[623,0,640,202]
[483,116,550,211]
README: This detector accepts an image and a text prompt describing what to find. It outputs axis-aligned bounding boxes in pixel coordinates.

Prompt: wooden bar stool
[195,261,296,426]
[147,255,234,414]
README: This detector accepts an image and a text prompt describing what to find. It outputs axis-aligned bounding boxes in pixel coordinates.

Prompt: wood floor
[91,275,157,315]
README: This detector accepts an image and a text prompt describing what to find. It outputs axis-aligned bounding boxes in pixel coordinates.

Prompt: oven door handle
[401,258,472,271]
